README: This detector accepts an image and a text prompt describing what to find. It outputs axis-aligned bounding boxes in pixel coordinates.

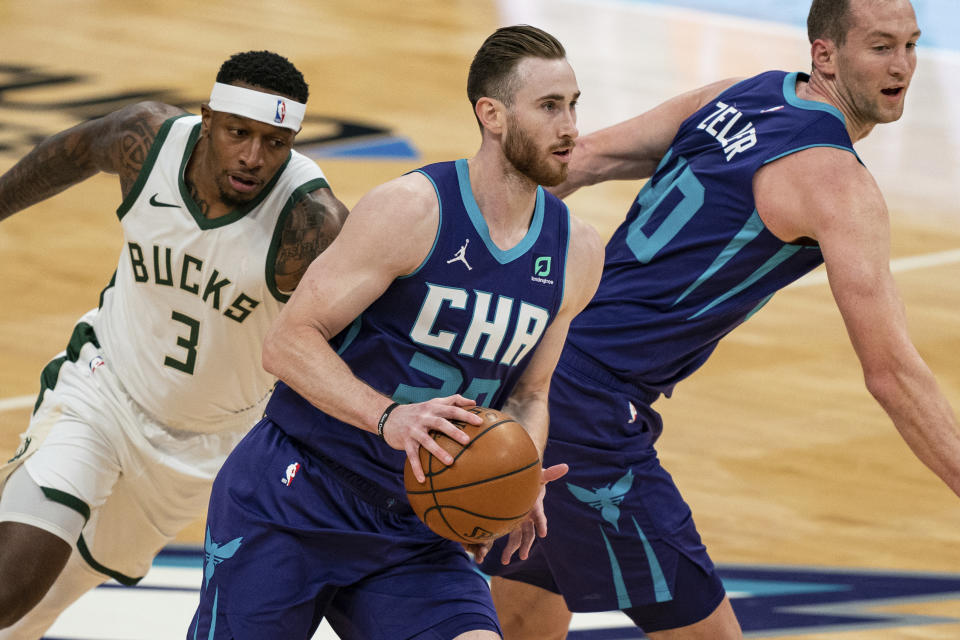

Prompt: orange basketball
[404,406,542,544]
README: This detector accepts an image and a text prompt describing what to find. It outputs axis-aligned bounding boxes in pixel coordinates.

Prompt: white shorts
[0,319,250,582]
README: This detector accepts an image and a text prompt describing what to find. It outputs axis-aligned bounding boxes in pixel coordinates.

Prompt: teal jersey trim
[559,201,572,309]
[632,518,673,603]
[336,315,363,355]
[690,243,802,319]
[405,168,444,279]
[782,72,847,124]
[673,209,767,307]
[765,143,862,167]
[454,158,544,264]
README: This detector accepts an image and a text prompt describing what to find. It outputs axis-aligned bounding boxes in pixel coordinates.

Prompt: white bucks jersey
[94,114,329,433]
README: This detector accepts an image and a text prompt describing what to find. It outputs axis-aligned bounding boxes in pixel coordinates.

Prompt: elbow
[862,365,903,410]
[261,327,284,378]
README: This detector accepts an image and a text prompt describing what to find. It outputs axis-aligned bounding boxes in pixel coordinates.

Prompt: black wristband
[377,402,400,440]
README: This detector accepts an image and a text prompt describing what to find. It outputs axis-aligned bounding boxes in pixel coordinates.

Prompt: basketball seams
[404,407,542,542]
[421,418,521,479]
[405,459,540,495]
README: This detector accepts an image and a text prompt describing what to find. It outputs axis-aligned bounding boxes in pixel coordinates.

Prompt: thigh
[22,395,122,515]
[326,546,499,640]
[191,421,328,639]
[623,550,728,633]
[82,423,236,581]
[196,420,502,640]
[540,438,716,610]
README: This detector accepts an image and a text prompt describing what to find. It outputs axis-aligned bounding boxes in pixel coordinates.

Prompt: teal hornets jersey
[565,71,858,400]
[267,159,571,498]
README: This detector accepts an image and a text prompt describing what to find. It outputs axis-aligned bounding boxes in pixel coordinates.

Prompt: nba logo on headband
[208,83,305,131]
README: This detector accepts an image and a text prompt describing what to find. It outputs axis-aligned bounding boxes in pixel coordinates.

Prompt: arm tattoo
[117,115,161,197]
[274,192,344,292]
[0,127,93,221]
[0,102,170,221]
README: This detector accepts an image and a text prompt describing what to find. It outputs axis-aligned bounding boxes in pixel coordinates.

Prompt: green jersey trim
[116,115,189,222]
[39,487,91,522]
[77,535,143,586]
[33,321,100,414]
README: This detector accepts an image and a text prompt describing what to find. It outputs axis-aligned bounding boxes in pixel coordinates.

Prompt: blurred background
[1,1,958,637]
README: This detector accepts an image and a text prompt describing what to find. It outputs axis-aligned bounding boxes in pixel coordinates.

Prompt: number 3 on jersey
[164,310,199,374]
[626,154,704,263]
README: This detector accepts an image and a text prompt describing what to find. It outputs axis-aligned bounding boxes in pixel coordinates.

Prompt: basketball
[404,406,542,544]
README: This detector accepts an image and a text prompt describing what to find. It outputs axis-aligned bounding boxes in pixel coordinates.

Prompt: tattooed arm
[274,188,350,293]
[0,101,186,222]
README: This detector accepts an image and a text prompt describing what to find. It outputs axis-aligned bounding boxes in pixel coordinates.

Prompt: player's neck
[797,74,876,143]
[184,139,233,219]
[465,151,538,251]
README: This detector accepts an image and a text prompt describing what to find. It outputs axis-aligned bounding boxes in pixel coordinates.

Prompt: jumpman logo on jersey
[203,527,243,590]
[567,469,634,531]
[446,239,472,270]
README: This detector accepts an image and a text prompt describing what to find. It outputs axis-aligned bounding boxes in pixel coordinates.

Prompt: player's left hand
[468,463,569,565]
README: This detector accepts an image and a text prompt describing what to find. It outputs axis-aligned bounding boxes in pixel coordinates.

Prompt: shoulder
[353,170,439,224]
[332,171,441,277]
[755,146,879,241]
[103,102,188,190]
[104,101,189,141]
[273,185,350,294]
[761,145,869,198]
[286,185,350,233]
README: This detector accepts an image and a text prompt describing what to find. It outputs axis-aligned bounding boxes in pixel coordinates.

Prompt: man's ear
[199,103,213,136]
[810,38,838,76]
[475,96,506,135]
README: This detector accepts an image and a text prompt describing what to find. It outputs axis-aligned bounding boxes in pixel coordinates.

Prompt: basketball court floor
[1,1,959,638]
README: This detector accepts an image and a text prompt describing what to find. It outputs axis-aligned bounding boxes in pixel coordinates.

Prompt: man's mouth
[551,144,575,161]
[228,174,260,193]
[881,87,904,97]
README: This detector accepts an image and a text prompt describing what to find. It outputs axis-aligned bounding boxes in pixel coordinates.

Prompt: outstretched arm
[0,101,184,222]
[552,77,740,198]
[755,147,960,497]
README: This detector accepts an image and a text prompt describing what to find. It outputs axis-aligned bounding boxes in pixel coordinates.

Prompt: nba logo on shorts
[89,355,105,373]
[275,99,286,124]
[281,461,300,486]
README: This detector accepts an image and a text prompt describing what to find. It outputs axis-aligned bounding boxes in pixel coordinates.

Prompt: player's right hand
[381,395,483,483]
